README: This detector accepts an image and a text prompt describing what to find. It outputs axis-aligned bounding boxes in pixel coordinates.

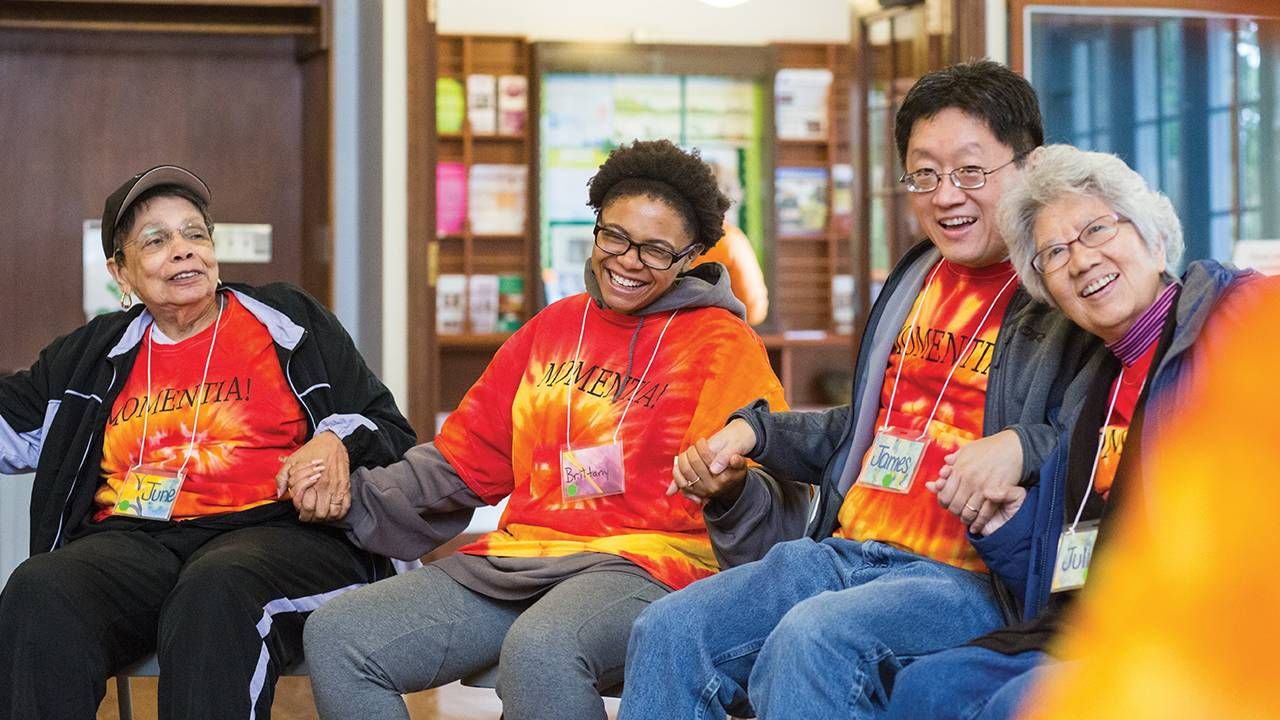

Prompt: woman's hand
[972,485,1027,537]
[666,419,758,504]
[275,431,351,522]
[925,429,1023,533]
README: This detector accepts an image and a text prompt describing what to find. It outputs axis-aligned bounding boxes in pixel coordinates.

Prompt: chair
[113,653,310,720]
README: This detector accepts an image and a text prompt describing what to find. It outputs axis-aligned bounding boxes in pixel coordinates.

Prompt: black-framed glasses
[593,224,701,271]
[898,157,1020,193]
[1031,214,1129,274]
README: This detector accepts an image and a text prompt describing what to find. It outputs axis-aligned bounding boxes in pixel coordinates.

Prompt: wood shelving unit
[769,42,856,407]
[430,34,537,423]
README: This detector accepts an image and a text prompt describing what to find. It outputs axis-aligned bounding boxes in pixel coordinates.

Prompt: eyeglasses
[898,157,1020,194]
[123,222,214,257]
[593,224,700,271]
[1031,214,1129,274]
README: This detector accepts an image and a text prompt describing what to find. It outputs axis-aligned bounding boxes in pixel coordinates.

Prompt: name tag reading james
[111,465,185,521]
[560,442,626,502]
[1051,520,1099,592]
[855,428,929,493]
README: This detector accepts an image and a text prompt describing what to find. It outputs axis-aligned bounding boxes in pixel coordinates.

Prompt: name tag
[1050,520,1099,592]
[111,465,186,521]
[855,428,929,493]
[560,441,626,502]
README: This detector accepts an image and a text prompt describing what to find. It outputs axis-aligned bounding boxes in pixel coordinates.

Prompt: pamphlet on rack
[497,75,528,136]
[436,162,467,236]
[497,274,525,331]
[776,167,829,235]
[469,164,527,235]
[775,68,832,140]
[436,274,467,334]
[437,77,465,134]
[467,74,497,135]
[468,274,499,333]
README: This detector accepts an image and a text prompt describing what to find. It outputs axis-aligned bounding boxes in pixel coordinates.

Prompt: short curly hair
[587,139,730,251]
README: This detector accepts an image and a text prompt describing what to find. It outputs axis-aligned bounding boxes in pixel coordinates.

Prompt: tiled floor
[98,677,621,719]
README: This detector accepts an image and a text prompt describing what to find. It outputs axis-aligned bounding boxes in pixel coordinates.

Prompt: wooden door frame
[1,0,335,307]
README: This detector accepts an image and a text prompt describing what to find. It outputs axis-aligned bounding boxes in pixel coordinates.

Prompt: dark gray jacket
[703,241,1101,567]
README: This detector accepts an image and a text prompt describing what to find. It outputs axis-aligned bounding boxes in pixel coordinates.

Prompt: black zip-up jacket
[0,282,416,555]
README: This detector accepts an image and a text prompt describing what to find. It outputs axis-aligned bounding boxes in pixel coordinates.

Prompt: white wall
[0,475,33,586]
[438,0,850,44]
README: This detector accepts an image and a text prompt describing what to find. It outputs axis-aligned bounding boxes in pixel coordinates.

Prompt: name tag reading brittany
[560,441,626,502]
[855,428,929,493]
[111,465,186,521]
[1051,520,1099,592]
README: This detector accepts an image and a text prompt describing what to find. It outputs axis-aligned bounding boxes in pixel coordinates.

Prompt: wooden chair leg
[117,674,134,720]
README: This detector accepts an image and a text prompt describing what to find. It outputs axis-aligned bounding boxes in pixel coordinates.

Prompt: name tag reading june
[560,441,626,502]
[855,428,929,493]
[111,465,186,521]
[1051,520,1099,592]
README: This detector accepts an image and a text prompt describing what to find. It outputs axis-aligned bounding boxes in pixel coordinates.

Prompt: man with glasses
[619,61,1098,720]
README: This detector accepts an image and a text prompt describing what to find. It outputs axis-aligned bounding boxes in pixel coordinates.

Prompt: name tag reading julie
[1051,520,1099,592]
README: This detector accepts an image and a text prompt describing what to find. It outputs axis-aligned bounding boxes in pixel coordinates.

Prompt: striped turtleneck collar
[1106,282,1179,366]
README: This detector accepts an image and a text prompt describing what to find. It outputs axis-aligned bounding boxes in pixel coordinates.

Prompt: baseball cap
[101,165,211,259]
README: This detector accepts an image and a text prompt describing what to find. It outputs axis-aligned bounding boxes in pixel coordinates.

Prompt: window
[1025,7,1280,266]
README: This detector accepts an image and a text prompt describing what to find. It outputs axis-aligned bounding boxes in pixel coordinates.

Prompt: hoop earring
[120,292,133,310]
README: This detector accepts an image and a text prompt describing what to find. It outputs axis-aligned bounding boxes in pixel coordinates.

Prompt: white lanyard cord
[882,264,1018,440]
[129,295,225,476]
[1068,368,1144,534]
[564,299,678,451]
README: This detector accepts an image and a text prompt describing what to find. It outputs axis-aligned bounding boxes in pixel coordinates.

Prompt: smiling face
[590,194,697,314]
[905,107,1022,268]
[107,195,220,321]
[1033,193,1167,343]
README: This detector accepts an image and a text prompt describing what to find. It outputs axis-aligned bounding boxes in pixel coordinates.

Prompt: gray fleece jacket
[703,241,1101,568]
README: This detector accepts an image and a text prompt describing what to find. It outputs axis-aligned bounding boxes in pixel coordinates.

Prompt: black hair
[894,60,1044,167]
[112,185,214,262]
[587,139,730,251]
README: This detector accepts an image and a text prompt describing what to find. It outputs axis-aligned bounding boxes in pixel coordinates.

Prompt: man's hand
[925,429,1022,532]
[666,419,758,504]
[275,431,350,522]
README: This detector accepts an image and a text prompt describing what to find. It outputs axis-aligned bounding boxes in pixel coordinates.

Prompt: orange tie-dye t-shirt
[835,259,1017,572]
[95,292,307,520]
[437,295,787,590]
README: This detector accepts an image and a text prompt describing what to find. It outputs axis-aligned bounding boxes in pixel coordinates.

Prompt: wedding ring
[963,503,979,513]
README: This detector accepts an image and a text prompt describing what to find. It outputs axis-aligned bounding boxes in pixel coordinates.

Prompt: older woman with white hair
[884,143,1270,720]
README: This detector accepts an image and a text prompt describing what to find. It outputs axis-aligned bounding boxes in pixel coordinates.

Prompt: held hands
[274,430,351,522]
[666,418,758,505]
[925,429,1023,535]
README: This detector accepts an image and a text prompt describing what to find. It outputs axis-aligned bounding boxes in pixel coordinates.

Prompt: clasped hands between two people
[272,422,1027,533]
[669,420,1026,537]
[274,430,352,523]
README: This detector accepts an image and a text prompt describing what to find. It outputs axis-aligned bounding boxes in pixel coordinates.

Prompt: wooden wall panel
[0,29,307,372]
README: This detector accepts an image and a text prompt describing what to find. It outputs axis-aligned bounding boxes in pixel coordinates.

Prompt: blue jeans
[886,646,1051,720]
[619,537,1003,720]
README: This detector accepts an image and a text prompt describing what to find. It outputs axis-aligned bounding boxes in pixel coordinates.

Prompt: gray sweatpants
[303,564,667,720]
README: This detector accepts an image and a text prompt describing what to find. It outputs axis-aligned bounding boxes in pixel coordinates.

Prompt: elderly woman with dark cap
[296,139,791,720]
[0,166,415,719]
[886,144,1271,719]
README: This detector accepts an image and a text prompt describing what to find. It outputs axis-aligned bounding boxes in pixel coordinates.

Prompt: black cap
[101,165,211,259]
